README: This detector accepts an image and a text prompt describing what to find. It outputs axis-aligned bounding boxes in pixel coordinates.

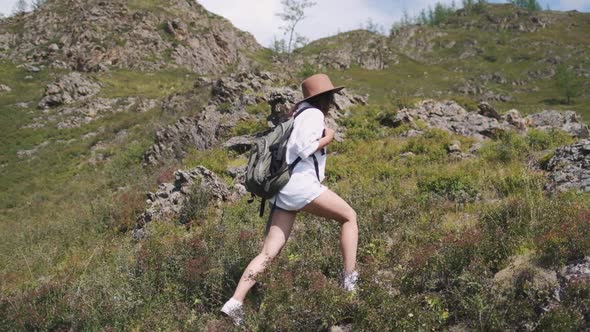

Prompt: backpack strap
[294,105,316,118]
[264,196,279,235]
[259,198,266,218]
[311,154,320,182]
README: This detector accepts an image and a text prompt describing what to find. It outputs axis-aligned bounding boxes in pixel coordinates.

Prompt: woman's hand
[316,128,335,152]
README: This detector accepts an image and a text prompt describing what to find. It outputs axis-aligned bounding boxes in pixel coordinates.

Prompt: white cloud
[0,0,19,16]
[555,0,590,10]
[198,0,395,47]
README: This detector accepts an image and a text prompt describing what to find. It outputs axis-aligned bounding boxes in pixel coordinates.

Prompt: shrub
[479,131,529,163]
[401,129,451,159]
[479,199,533,270]
[535,207,590,267]
[418,173,480,203]
[297,62,316,79]
[231,119,268,136]
[526,128,574,151]
[178,182,211,225]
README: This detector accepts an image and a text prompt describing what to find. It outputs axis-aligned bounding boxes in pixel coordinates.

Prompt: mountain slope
[295,3,590,117]
[0,0,261,73]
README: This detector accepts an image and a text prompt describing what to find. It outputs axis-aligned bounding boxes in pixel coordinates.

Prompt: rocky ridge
[142,71,367,165]
[0,0,260,73]
[388,100,589,140]
[544,139,590,193]
[133,166,244,239]
[22,72,158,131]
[295,30,398,70]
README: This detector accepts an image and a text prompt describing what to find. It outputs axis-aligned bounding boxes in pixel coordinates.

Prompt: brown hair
[305,92,335,115]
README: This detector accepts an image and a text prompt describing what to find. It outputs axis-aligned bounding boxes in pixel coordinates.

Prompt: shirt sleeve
[292,109,325,159]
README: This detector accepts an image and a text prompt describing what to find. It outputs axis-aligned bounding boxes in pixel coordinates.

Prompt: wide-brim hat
[297,74,345,105]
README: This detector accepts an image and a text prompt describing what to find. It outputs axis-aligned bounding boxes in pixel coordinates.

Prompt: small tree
[555,64,582,105]
[32,0,47,10]
[12,0,28,15]
[511,0,542,11]
[364,18,385,35]
[275,0,316,54]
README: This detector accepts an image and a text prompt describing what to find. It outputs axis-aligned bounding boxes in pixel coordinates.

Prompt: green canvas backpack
[244,106,317,217]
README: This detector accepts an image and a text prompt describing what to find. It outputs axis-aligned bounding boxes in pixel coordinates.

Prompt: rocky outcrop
[27,96,158,130]
[133,166,242,239]
[143,71,367,165]
[560,257,590,285]
[390,100,510,140]
[296,30,398,70]
[544,139,590,193]
[388,100,589,140]
[38,72,102,109]
[526,110,589,138]
[0,0,260,74]
[0,84,11,92]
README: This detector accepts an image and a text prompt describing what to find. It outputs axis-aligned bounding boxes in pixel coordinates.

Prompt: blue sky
[1,0,589,46]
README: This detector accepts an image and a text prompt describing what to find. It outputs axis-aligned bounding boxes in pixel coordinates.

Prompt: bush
[418,173,480,203]
[479,131,529,163]
[535,207,590,267]
[526,128,574,151]
[402,129,451,160]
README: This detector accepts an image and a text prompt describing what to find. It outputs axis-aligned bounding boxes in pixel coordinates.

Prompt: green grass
[91,69,199,99]
[2,4,590,330]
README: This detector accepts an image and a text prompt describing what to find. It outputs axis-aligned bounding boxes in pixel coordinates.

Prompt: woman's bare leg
[301,189,358,273]
[231,209,297,302]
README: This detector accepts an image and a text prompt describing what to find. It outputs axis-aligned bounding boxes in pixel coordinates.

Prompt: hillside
[1,1,590,330]
[295,3,590,116]
[0,0,261,73]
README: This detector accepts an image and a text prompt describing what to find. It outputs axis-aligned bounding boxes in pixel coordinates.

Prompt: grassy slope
[2,4,590,331]
[300,4,590,117]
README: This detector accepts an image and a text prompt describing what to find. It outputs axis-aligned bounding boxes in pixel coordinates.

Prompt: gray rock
[447,140,462,153]
[478,101,501,120]
[47,43,59,52]
[545,139,590,193]
[391,100,508,139]
[526,110,589,138]
[134,166,242,239]
[222,135,256,153]
[0,84,11,92]
[503,109,526,131]
[38,72,102,109]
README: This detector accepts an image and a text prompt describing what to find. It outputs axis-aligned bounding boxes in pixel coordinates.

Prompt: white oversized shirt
[269,102,327,211]
[287,102,326,182]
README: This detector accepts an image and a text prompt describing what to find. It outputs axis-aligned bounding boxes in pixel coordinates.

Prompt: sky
[0,0,589,46]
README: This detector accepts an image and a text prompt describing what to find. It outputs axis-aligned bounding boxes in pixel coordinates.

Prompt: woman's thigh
[261,209,297,257]
[300,189,356,223]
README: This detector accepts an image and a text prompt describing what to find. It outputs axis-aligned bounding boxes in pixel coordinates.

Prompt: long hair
[304,92,335,115]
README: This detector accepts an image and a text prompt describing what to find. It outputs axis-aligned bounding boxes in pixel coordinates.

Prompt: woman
[221,74,359,325]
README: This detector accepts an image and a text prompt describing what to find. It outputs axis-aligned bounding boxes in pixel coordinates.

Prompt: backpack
[244,106,317,218]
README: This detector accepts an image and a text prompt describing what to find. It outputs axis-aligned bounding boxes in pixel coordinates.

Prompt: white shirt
[269,102,328,211]
[287,102,326,182]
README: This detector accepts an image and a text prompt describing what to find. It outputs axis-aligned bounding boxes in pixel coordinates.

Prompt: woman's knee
[341,207,357,224]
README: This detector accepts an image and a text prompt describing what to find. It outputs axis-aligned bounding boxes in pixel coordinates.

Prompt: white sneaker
[221,298,244,326]
[342,270,359,292]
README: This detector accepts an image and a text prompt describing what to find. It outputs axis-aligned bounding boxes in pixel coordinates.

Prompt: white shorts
[268,173,327,211]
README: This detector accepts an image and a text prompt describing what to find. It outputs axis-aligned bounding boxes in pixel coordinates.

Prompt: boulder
[0,84,11,92]
[478,101,501,120]
[526,110,589,138]
[38,72,102,109]
[544,139,590,193]
[390,100,508,140]
[133,166,241,239]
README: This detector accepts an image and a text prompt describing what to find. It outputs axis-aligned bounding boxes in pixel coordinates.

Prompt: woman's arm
[316,128,335,152]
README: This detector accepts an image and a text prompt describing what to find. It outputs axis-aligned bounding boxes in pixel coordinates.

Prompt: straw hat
[297,74,344,104]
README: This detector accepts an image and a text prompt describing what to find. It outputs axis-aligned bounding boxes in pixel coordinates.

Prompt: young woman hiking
[221,74,359,325]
